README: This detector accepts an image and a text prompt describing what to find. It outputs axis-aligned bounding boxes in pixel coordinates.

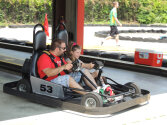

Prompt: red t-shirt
[37,52,67,81]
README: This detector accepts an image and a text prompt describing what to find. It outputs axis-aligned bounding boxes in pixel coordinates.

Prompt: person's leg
[105,36,113,40]
[91,70,98,78]
[101,26,114,45]
[83,69,98,90]
[115,26,120,45]
[115,34,119,45]
[68,76,86,95]
[51,75,86,95]
[105,26,114,41]
[91,70,106,87]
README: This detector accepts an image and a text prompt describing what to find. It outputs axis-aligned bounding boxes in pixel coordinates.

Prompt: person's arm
[81,62,94,70]
[43,63,72,77]
[113,16,122,27]
[66,60,72,64]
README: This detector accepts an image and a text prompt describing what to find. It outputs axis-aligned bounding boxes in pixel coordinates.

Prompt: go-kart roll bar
[79,70,97,89]
[33,24,45,44]
[72,59,97,89]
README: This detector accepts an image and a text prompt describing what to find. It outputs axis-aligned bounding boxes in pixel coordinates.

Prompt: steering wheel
[71,59,80,72]
[93,61,104,70]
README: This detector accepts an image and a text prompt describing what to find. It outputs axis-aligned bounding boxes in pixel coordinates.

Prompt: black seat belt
[41,51,68,80]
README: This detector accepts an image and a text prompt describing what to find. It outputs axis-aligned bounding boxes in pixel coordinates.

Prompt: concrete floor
[0,70,61,121]
[0,67,167,124]
[0,26,167,55]
[83,26,167,56]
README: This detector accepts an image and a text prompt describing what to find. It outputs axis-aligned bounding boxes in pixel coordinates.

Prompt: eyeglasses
[59,47,66,50]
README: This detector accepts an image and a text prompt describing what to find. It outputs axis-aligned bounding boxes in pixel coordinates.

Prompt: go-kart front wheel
[17,79,31,93]
[81,92,103,108]
[125,82,141,96]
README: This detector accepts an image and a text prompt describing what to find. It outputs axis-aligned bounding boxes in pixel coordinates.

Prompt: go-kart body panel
[31,76,65,99]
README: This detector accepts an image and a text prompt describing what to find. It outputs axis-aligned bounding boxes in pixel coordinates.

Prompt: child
[66,42,107,91]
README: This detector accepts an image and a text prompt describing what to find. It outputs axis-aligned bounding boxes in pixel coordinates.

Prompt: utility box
[134,48,163,67]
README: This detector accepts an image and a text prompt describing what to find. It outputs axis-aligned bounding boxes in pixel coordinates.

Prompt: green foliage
[136,0,167,24]
[0,0,167,24]
[85,1,111,23]
[85,0,167,24]
[0,0,52,24]
[84,0,140,23]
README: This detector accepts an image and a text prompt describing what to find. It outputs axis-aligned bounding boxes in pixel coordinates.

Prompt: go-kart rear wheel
[125,82,141,96]
[17,79,31,93]
[81,92,103,108]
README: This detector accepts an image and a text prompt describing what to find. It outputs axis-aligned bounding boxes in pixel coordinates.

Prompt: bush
[84,0,167,24]
[0,0,167,24]
[136,0,167,24]
[0,0,52,24]
[84,0,140,23]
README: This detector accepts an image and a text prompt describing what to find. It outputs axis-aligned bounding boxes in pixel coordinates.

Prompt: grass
[0,22,39,26]
[84,20,110,25]
[0,20,166,26]
[84,20,140,25]
[0,22,8,26]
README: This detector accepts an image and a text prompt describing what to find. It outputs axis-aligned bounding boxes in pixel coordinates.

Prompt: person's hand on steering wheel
[90,62,95,69]
[92,61,104,70]
[64,63,73,70]
[71,59,80,72]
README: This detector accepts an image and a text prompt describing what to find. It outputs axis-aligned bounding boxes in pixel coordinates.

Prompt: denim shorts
[51,72,82,87]
[51,75,70,87]
[69,71,82,83]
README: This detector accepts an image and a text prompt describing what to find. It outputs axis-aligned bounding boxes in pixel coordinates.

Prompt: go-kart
[3,24,150,115]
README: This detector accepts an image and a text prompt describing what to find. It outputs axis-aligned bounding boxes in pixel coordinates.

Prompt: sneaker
[101,41,104,45]
[116,43,120,46]
[104,85,115,96]
[93,86,101,93]
[102,84,110,90]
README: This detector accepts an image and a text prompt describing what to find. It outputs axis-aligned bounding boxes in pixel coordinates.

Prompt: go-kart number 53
[40,84,53,93]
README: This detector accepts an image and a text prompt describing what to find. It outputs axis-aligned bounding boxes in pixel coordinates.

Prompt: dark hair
[71,45,81,52]
[66,41,81,61]
[50,39,65,51]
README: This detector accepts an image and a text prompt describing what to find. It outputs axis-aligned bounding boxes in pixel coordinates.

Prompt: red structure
[76,0,84,53]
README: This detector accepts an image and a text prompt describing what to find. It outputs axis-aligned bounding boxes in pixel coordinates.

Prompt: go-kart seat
[31,24,46,77]
[55,23,68,46]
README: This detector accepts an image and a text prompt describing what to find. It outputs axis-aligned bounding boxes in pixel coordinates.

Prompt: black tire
[125,82,141,96]
[17,79,32,93]
[81,92,103,108]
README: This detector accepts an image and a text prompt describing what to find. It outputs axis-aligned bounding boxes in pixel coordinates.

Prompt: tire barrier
[8,25,34,28]
[83,49,101,57]
[85,24,167,28]
[83,49,167,68]
[100,51,120,59]
[162,59,167,67]
[0,38,29,45]
[95,29,167,43]
[0,26,5,28]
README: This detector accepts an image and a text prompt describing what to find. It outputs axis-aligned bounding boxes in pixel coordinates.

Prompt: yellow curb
[84,45,135,53]
[84,45,167,54]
